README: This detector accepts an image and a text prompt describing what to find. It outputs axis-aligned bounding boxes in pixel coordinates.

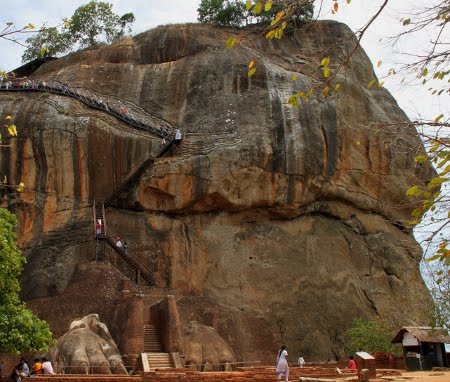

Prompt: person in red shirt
[348,355,357,370]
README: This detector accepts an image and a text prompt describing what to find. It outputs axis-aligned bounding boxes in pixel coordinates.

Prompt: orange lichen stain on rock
[147,214,173,231]
[270,172,280,203]
[77,139,87,201]
[17,205,37,245]
[20,138,36,190]
[42,197,57,233]
[42,197,74,233]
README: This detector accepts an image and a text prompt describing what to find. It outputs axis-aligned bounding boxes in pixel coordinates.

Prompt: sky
[0,0,445,121]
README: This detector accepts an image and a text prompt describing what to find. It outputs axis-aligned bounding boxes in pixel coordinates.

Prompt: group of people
[115,238,129,253]
[11,357,54,381]
[0,78,177,139]
[275,346,358,382]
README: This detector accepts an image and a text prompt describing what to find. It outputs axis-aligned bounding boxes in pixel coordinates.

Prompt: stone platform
[27,366,358,382]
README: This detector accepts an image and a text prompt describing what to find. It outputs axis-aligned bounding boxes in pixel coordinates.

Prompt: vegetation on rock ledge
[22,0,135,62]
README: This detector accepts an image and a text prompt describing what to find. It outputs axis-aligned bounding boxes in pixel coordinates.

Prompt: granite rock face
[0,22,432,361]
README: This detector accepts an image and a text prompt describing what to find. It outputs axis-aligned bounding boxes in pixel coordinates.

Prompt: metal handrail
[0,80,177,140]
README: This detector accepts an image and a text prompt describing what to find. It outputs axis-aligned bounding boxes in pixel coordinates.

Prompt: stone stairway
[143,324,175,369]
[146,352,174,369]
[143,325,163,352]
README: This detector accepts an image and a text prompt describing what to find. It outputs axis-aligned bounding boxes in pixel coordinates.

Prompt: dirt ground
[381,370,450,382]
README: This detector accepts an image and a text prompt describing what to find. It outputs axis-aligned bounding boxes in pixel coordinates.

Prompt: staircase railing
[0,79,177,139]
[93,199,107,238]
[4,79,181,288]
[105,233,157,286]
[104,138,175,207]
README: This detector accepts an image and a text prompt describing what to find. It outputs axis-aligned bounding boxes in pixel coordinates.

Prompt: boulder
[0,21,433,361]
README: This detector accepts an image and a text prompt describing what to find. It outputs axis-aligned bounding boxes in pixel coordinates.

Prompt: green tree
[21,25,71,63]
[197,0,314,28]
[197,0,246,27]
[256,1,314,27]
[345,318,402,355]
[21,1,135,62]
[69,1,135,48]
[0,209,54,354]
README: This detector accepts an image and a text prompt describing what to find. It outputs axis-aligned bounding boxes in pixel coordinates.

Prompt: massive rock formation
[0,21,433,362]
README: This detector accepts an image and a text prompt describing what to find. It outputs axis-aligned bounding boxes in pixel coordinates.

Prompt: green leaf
[8,125,17,137]
[406,185,423,196]
[428,177,446,189]
[368,79,377,88]
[414,154,428,163]
[265,1,272,11]
[254,1,262,15]
[411,208,422,218]
[323,67,330,78]
[226,36,235,49]
[246,1,252,11]
[334,83,341,91]
[266,29,276,39]
[274,27,283,39]
[322,86,330,97]
[434,114,444,123]
[248,67,256,77]
[425,254,442,262]
[40,46,49,57]
[403,18,411,26]
[288,96,298,108]
[321,57,330,67]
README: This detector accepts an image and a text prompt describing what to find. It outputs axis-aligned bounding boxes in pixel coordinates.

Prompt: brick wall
[26,262,145,368]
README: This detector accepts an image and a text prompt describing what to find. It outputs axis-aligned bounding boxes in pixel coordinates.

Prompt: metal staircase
[0,79,176,139]
[104,234,157,286]
[0,79,185,289]
[104,139,174,208]
[93,200,106,238]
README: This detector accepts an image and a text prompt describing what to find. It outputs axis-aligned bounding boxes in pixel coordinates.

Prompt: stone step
[146,352,174,368]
